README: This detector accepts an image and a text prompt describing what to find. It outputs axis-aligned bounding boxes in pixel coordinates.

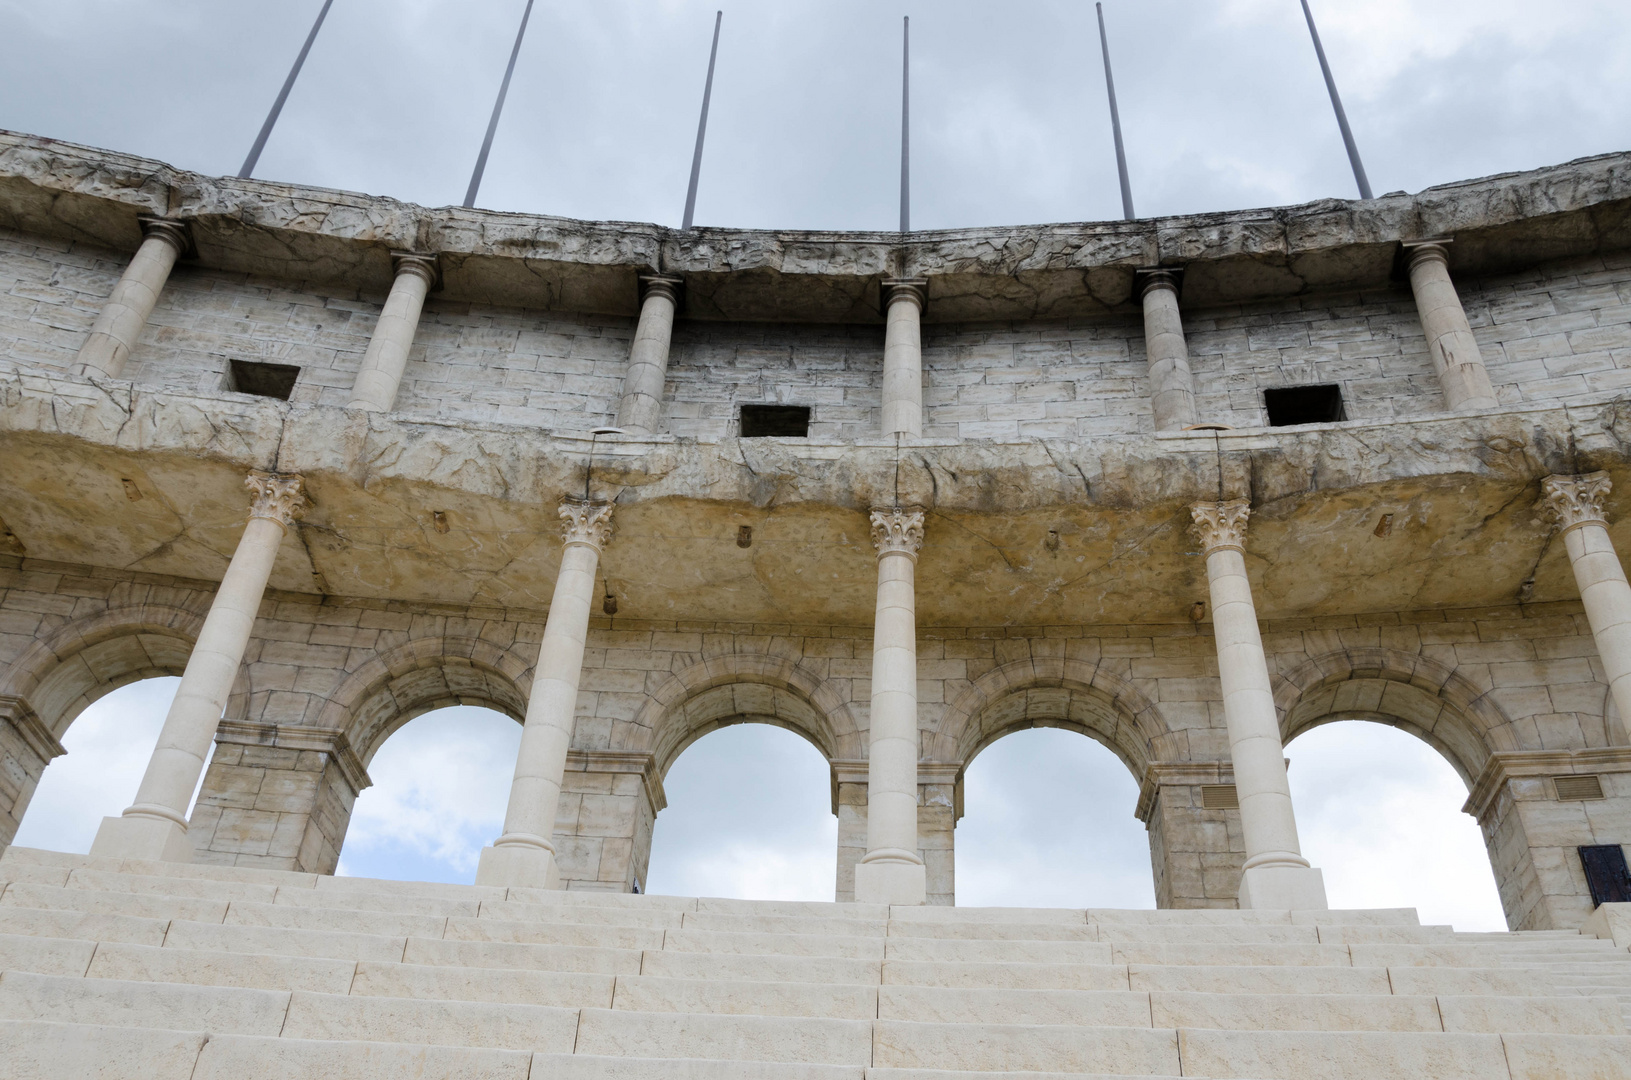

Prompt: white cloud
[336,706,521,883]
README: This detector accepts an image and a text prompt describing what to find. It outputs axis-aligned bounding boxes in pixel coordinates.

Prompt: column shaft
[1192,500,1327,910]
[92,472,303,862]
[1141,273,1196,430]
[614,278,680,434]
[1407,243,1496,411]
[855,507,927,905]
[477,501,612,889]
[72,219,188,378]
[347,254,437,412]
[1544,473,1631,730]
[881,281,926,438]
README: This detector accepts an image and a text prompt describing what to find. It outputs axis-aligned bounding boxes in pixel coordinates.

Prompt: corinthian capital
[870,507,925,560]
[560,499,614,550]
[245,471,305,528]
[1191,499,1251,554]
[1541,472,1612,533]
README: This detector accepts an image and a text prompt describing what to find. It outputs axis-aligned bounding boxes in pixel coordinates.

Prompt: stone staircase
[0,846,1627,1079]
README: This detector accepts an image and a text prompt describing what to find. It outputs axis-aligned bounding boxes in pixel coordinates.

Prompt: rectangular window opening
[1264,384,1345,427]
[740,404,811,438]
[228,359,301,400]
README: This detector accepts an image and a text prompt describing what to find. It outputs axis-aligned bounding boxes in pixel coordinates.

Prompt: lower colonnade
[2,468,1630,931]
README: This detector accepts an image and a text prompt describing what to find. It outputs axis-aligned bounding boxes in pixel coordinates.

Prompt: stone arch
[317,636,536,767]
[636,654,861,778]
[1272,648,1514,787]
[0,603,206,739]
[933,658,1170,782]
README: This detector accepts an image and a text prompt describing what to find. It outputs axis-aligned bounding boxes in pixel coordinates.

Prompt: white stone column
[477,499,613,889]
[71,217,189,379]
[880,280,926,438]
[347,252,438,412]
[1191,500,1328,910]
[1543,473,1631,731]
[1406,241,1497,412]
[91,472,304,862]
[614,275,682,434]
[854,506,928,905]
[1140,270,1197,431]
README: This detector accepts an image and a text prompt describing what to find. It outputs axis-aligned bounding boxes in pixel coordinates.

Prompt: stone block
[0,932,95,977]
[351,960,614,1008]
[0,1018,205,1080]
[0,971,288,1036]
[638,950,880,986]
[886,938,1112,965]
[191,1033,533,1079]
[1128,964,1390,995]
[402,936,641,975]
[1153,990,1442,1032]
[160,920,406,962]
[879,986,1151,1027]
[280,990,579,1051]
[576,1007,873,1065]
[1499,1034,1631,1080]
[87,942,355,994]
[613,974,876,1019]
[871,1021,1180,1074]
[0,907,168,946]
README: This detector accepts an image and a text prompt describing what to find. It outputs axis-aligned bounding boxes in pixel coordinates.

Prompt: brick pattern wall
[7,229,1631,443]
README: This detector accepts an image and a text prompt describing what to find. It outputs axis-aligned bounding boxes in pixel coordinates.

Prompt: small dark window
[228,360,301,400]
[740,404,810,438]
[1579,844,1631,906]
[1264,384,1345,427]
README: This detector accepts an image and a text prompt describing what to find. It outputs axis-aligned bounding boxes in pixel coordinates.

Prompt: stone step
[164,919,408,962]
[479,897,685,929]
[350,959,614,1007]
[872,1020,1181,1074]
[0,906,169,946]
[573,1007,873,1066]
[1180,1029,1631,1080]
[404,935,642,975]
[887,905,1090,927]
[0,1018,208,1080]
[0,932,96,977]
[876,986,1152,1027]
[511,886,699,912]
[884,918,1101,942]
[886,938,1114,965]
[688,897,887,920]
[2,880,229,924]
[87,941,357,994]
[194,1031,534,1079]
[678,911,888,937]
[610,974,877,1019]
[881,960,1132,991]
[637,949,880,986]
[280,990,580,1051]
[1092,923,1322,945]
[661,928,885,960]
[0,970,290,1036]
[444,913,665,951]
[531,1055,863,1079]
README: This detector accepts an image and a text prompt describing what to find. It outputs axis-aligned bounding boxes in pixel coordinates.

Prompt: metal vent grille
[1201,784,1239,809]
[1554,774,1605,801]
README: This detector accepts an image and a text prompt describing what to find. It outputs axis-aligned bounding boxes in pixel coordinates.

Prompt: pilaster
[0,695,64,847]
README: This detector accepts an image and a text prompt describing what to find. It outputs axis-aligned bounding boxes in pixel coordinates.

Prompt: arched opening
[645,722,836,901]
[11,676,207,853]
[956,726,1155,908]
[336,704,520,884]
[1286,720,1505,930]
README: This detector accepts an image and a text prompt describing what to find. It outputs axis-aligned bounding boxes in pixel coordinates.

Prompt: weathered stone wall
[2,552,1626,923]
[7,228,1631,442]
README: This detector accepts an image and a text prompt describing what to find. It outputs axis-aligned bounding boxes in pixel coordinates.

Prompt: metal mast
[1095,3,1135,220]
[681,11,724,230]
[899,16,910,233]
[239,0,335,179]
[464,0,537,209]
[1299,0,1373,199]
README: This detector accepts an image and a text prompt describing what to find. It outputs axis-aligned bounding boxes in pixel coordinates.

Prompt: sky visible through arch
[0,0,1597,930]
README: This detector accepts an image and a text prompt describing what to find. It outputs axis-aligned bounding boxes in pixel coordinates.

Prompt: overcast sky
[7,0,1614,929]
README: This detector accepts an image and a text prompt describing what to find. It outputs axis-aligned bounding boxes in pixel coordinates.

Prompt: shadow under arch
[0,603,206,740]
[638,655,860,780]
[935,659,1170,785]
[317,636,536,767]
[1272,648,1514,787]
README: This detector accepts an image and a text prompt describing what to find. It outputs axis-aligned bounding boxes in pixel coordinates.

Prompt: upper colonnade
[3,130,1631,928]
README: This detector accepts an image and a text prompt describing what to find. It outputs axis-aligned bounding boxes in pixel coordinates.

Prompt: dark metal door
[1579,845,1631,906]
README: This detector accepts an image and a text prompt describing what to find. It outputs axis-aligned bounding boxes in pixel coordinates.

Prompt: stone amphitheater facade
[0,130,1630,1077]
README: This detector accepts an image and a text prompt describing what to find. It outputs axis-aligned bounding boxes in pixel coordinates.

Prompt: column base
[89,813,193,863]
[475,843,560,890]
[1238,863,1328,911]
[854,853,926,906]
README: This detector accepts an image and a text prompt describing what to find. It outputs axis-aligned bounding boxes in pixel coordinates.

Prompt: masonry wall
[7,227,1631,442]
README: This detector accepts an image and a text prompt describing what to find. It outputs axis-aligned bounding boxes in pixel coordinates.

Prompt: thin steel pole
[1095,3,1134,220]
[899,16,910,233]
[465,0,536,209]
[239,0,335,179]
[1300,0,1373,199]
[681,11,724,230]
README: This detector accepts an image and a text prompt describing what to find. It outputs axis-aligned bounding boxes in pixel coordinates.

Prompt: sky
[0,1,1628,230]
[3,0,1611,930]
